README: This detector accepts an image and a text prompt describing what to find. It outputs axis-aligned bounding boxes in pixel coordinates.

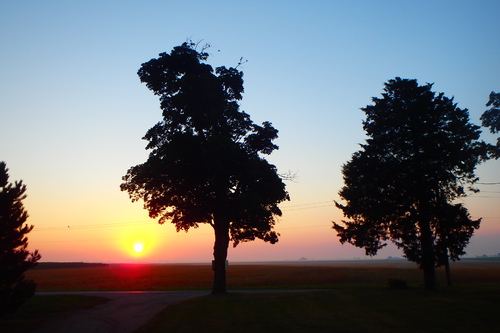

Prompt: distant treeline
[34,262,109,270]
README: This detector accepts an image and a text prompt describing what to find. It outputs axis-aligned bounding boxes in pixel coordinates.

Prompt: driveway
[33,291,210,333]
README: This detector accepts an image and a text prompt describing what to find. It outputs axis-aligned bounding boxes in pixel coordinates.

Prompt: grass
[0,295,108,333]
[135,285,500,333]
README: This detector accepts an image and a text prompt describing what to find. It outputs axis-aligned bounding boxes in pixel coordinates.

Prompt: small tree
[0,162,41,315]
[333,78,486,291]
[121,42,289,294]
[481,91,500,158]
[434,203,480,286]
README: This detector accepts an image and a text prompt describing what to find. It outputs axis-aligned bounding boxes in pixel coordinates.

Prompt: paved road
[34,291,210,333]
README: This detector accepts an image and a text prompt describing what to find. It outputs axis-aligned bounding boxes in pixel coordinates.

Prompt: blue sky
[1,1,499,262]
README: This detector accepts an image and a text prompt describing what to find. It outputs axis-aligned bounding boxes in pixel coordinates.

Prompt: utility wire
[32,193,498,234]
[34,201,336,231]
[35,220,155,231]
[281,201,332,208]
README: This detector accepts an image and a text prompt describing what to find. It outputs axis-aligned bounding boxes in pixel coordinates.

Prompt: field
[4,260,500,332]
[26,259,500,291]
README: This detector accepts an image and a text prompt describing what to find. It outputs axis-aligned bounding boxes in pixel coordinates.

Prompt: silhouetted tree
[480,91,500,158]
[121,42,289,294]
[332,78,486,291]
[0,162,41,315]
[434,203,480,286]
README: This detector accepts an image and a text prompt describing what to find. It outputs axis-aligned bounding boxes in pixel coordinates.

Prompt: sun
[133,242,145,254]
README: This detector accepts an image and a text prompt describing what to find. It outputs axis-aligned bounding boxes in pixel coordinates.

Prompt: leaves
[481,91,500,133]
[0,162,41,315]
[121,43,289,245]
[333,78,484,266]
[481,91,500,159]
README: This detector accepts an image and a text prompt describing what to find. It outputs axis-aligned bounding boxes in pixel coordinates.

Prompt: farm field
[26,259,500,291]
[4,259,498,332]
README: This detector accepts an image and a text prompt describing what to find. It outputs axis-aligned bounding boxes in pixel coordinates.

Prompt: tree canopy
[481,91,500,158]
[121,42,289,293]
[332,78,485,290]
[0,162,41,315]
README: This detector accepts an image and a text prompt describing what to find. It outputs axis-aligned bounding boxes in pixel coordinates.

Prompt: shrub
[387,276,407,289]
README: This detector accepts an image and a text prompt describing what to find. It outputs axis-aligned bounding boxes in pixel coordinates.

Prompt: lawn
[0,295,108,333]
[135,285,500,333]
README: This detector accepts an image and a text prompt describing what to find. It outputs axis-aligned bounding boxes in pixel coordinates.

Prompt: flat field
[8,260,500,332]
[27,259,500,291]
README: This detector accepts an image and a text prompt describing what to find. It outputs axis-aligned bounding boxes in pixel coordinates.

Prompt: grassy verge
[135,285,500,333]
[0,295,108,333]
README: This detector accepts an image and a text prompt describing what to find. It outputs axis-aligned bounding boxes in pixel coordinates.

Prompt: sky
[1,0,499,263]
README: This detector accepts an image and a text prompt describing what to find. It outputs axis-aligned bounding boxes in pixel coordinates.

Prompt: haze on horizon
[1,1,499,264]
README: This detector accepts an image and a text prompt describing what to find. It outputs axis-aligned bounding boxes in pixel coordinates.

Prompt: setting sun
[133,242,144,253]
[116,225,163,261]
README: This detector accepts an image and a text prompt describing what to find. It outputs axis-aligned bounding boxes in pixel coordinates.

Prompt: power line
[32,194,498,234]
[35,220,154,232]
[34,201,337,231]
[281,201,332,208]
[282,203,333,212]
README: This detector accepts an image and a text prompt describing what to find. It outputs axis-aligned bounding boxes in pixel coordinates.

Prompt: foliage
[480,91,500,158]
[0,162,41,315]
[121,42,289,293]
[434,203,480,265]
[332,78,486,290]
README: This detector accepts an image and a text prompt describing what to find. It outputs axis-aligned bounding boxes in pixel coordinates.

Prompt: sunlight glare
[133,242,144,253]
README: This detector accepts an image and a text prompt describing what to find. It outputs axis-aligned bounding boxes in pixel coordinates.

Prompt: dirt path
[33,291,210,333]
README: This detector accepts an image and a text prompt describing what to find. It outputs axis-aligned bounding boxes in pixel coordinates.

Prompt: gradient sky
[1,1,499,263]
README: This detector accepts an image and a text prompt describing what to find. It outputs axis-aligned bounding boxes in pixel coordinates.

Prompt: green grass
[135,285,500,333]
[0,295,108,333]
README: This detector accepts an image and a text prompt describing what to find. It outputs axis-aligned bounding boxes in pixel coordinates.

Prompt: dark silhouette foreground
[34,291,209,333]
[333,78,487,291]
[0,162,41,315]
[481,91,500,158]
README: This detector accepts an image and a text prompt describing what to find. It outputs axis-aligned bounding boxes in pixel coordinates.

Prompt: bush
[387,276,407,289]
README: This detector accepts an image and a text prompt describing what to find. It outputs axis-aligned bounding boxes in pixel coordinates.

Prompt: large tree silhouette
[333,78,486,291]
[0,162,41,315]
[121,42,289,294]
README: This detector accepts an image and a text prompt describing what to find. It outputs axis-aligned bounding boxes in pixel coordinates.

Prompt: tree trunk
[444,249,452,286]
[212,216,230,294]
[419,220,437,291]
